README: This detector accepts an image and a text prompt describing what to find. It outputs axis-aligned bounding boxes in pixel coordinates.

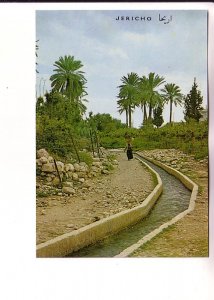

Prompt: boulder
[64,181,74,188]
[56,161,64,172]
[79,165,88,173]
[79,162,88,167]
[72,173,79,181]
[82,181,91,188]
[74,163,81,172]
[92,161,102,167]
[93,157,100,162]
[42,163,55,173]
[101,169,109,175]
[65,163,75,172]
[46,176,52,182]
[36,159,42,166]
[37,149,49,159]
[52,177,60,186]
[48,156,54,163]
[40,156,48,164]
[67,171,74,178]
[77,171,87,179]
[62,187,75,195]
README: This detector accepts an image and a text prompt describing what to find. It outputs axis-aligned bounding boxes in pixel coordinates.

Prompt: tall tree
[153,105,164,128]
[184,78,203,122]
[118,72,140,128]
[161,83,183,123]
[50,55,87,109]
[139,73,165,122]
[117,97,129,127]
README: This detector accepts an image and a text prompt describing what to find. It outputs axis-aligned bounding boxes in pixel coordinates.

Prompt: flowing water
[66,155,191,257]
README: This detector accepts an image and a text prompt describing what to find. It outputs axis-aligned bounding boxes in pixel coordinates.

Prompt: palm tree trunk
[143,103,148,122]
[148,103,152,120]
[125,109,128,127]
[169,99,173,123]
[128,105,132,128]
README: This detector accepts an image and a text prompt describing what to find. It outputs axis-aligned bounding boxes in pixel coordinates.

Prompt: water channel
[66,154,191,257]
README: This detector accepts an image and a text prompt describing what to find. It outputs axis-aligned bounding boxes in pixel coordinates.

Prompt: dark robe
[126,144,133,160]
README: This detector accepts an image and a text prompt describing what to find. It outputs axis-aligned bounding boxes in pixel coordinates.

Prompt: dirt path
[36,152,155,244]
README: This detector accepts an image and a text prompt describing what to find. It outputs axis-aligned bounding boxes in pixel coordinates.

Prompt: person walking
[125,142,133,160]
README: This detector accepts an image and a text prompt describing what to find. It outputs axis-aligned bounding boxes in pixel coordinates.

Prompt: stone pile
[36,148,118,195]
[142,149,208,173]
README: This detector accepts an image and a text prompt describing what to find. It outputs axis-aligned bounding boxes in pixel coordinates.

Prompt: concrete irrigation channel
[36,152,198,258]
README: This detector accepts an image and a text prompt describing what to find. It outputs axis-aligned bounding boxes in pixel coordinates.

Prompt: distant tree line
[117,72,204,128]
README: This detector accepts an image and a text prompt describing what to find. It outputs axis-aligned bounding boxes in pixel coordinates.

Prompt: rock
[74,163,81,172]
[67,224,74,228]
[65,163,75,172]
[82,181,91,188]
[67,171,74,178]
[48,156,54,163]
[40,156,48,164]
[56,161,64,172]
[92,161,102,167]
[36,159,43,166]
[80,162,88,167]
[77,171,87,179]
[62,187,75,195]
[41,209,46,215]
[52,177,61,187]
[64,181,74,188]
[72,173,79,181]
[46,176,52,182]
[101,169,109,175]
[42,163,55,173]
[79,178,85,183]
[37,149,49,159]
[93,157,100,162]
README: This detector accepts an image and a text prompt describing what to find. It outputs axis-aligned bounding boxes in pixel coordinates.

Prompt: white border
[0,2,213,300]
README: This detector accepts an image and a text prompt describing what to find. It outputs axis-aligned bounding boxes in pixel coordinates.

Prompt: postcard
[0,2,213,300]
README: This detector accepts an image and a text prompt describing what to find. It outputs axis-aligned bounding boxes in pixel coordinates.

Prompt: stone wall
[36,148,118,195]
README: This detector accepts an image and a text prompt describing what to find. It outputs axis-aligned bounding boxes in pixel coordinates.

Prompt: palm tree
[50,55,87,104]
[118,72,140,128]
[117,96,135,127]
[161,83,183,123]
[139,73,165,122]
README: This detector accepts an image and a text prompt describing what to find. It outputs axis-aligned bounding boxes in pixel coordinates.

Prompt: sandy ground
[36,152,154,245]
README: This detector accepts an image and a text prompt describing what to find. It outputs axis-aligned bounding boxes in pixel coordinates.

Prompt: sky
[36,10,207,127]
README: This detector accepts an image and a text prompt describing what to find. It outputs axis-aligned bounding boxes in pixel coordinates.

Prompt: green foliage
[161,83,183,123]
[87,113,126,132]
[152,106,164,128]
[184,78,203,122]
[98,120,208,159]
[78,151,93,167]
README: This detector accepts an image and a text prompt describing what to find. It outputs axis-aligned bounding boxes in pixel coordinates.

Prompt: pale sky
[36,10,208,127]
